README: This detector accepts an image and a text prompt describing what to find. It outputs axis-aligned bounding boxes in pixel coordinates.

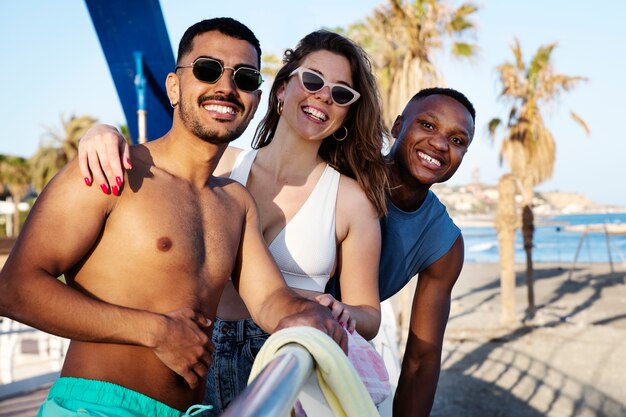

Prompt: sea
[462,212,626,264]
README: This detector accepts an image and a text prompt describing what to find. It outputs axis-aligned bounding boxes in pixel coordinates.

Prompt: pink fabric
[347,330,391,405]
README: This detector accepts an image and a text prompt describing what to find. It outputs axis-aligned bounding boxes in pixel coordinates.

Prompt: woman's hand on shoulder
[78,124,130,195]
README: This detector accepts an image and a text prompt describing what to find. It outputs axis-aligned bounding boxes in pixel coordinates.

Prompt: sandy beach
[424,261,626,416]
[2,259,626,416]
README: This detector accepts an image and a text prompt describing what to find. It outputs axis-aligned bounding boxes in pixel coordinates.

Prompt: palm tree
[30,114,97,192]
[346,0,479,128]
[494,174,517,324]
[488,39,589,319]
[0,155,31,237]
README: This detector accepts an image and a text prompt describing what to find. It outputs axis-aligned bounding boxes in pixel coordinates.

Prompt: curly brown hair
[252,30,389,217]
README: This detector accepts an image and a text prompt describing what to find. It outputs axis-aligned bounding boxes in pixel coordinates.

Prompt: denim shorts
[203,317,269,415]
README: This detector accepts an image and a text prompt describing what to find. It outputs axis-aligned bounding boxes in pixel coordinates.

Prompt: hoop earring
[277,100,284,116]
[333,126,348,142]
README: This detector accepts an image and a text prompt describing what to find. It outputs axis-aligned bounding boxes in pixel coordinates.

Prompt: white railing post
[0,318,68,388]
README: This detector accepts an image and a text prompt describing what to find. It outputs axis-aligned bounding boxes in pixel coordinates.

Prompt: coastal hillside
[431,182,625,221]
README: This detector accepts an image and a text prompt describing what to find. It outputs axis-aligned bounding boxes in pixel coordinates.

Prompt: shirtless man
[0,18,345,416]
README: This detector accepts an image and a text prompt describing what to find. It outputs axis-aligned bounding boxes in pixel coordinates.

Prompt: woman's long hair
[252,30,388,216]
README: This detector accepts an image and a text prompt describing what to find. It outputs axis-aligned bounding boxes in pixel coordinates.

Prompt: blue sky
[1,1,625,207]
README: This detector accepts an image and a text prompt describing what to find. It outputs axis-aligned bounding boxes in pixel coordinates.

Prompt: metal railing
[0,318,67,399]
[220,343,317,417]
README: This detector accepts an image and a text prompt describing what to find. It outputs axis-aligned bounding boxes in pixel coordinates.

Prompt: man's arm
[232,190,348,351]
[393,235,464,417]
[0,160,212,388]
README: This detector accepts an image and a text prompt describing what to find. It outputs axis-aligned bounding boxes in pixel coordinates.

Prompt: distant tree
[261,53,282,79]
[0,155,31,236]
[30,114,97,192]
[346,0,479,129]
[119,124,132,144]
[488,39,590,319]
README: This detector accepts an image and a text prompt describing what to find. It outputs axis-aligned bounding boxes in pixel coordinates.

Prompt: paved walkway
[0,386,49,417]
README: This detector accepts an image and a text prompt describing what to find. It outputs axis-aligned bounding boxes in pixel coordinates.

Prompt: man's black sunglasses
[175,57,263,92]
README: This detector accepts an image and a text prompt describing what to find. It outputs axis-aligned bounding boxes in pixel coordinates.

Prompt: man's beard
[178,93,251,145]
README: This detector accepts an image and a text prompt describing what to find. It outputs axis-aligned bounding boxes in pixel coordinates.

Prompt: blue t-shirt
[326,190,460,301]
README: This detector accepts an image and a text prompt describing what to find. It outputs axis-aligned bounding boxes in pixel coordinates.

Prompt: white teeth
[203,104,236,115]
[418,151,441,167]
[303,106,327,121]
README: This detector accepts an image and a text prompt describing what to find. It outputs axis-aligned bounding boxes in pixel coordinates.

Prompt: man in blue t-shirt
[328,87,475,417]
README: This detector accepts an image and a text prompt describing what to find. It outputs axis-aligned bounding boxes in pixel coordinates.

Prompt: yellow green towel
[248,326,379,417]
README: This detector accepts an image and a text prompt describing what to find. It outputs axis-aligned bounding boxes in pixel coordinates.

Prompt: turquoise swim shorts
[37,377,212,417]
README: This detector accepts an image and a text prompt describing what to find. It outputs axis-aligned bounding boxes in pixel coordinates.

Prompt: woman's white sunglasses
[289,67,360,106]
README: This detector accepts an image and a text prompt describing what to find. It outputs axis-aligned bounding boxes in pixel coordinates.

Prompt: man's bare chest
[102,182,245,276]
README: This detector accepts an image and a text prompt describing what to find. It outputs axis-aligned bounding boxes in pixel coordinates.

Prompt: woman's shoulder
[337,174,378,217]
[215,146,245,177]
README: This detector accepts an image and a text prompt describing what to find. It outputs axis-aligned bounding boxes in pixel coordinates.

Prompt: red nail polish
[100,184,110,194]
[112,186,119,196]
[127,159,133,169]
[339,321,344,327]
[84,177,91,186]
[116,176,123,186]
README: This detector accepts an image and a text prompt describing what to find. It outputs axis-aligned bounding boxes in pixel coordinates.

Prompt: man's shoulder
[43,158,116,209]
[212,175,255,208]
[421,233,464,279]
[387,191,455,228]
[212,175,247,192]
[420,191,459,239]
[381,190,460,271]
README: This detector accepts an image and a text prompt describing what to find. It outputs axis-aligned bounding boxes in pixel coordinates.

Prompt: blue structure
[84,0,174,144]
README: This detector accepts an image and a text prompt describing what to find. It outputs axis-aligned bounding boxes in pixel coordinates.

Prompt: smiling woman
[204,29,390,414]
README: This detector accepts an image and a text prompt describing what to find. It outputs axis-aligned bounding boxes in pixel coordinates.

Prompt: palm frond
[454,2,479,20]
[570,111,591,136]
[487,118,501,140]
[530,42,558,74]
[449,3,479,33]
[497,63,526,98]
[261,53,282,78]
[451,42,477,57]
[29,113,97,192]
[511,38,524,71]
[528,42,557,91]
